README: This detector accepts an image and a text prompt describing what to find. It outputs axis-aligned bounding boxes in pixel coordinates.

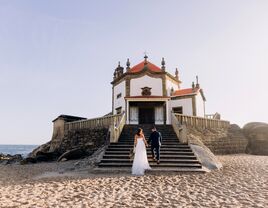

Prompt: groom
[148,126,162,164]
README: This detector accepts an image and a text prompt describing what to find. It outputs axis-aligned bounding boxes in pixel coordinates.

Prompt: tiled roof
[173,88,198,96]
[129,61,162,73]
[52,115,87,122]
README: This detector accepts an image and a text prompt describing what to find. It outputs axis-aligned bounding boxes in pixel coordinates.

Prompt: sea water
[0,145,38,157]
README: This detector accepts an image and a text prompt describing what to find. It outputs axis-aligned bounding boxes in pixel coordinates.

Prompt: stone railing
[171,113,188,144]
[205,112,221,120]
[64,113,124,132]
[110,112,126,143]
[64,112,125,143]
[174,114,230,129]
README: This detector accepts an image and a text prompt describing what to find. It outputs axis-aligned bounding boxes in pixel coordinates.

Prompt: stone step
[106,148,192,152]
[110,141,186,144]
[98,163,202,168]
[117,141,181,145]
[100,159,200,164]
[119,138,179,141]
[120,133,177,136]
[103,155,197,159]
[108,144,189,148]
[120,136,178,139]
[98,124,203,172]
[104,151,195,155]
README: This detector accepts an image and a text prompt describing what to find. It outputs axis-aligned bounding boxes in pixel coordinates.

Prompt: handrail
[205,112,221,120]
[115,112,125,129]
[64,113,124,131]
[110,112,126,143]
[174,113,230,129]
[171,113,188,144]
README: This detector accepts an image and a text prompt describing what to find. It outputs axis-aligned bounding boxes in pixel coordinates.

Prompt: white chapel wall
[113,80,126,114]
[166,78,179,96]
[130,75,162,96]
[169,98,193,116]
[195,93,205,117]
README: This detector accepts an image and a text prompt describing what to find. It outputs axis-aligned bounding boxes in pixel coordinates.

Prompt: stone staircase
[98,125,203,171]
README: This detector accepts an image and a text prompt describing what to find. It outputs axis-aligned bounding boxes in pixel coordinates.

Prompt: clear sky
[0,0,267,145]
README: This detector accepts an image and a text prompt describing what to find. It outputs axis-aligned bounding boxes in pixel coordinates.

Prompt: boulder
[36,151,60,161]
[190,144,222,170]
[57,148,89,162]
[187,132,222,170]
[29,141,51,157]
[243,122,268,155]
[20,157,37,164]
[35,155,50,162]
[0,154,23,165]
[243,122,267,135]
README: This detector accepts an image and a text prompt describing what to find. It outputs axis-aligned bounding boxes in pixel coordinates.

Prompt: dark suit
[148,131,162,161]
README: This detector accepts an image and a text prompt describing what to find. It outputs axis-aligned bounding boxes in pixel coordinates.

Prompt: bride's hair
[136,128,143,136]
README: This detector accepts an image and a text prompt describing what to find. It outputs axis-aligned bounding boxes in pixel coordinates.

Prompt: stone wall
[30,127,109,162]
[58,128,109,153]
[187,124,248,155]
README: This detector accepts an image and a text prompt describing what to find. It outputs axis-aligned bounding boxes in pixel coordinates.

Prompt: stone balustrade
[64,113,124,131]
[174,114,230,129]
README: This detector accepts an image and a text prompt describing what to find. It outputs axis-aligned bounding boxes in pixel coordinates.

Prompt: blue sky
[0,0,267,144]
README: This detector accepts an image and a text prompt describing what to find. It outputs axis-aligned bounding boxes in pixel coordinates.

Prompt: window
[173,107,183,114]
[117,93,122,99]
[116,107,122,114]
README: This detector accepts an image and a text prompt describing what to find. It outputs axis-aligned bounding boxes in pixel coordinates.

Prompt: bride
[132,128,151,175]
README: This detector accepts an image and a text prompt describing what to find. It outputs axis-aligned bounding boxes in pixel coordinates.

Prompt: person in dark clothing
[148,126,162,164]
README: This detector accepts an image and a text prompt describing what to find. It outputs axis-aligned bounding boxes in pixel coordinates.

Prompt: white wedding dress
[132,137,151,175]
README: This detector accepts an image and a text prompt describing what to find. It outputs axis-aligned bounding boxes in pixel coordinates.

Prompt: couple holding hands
[132,126,162,175]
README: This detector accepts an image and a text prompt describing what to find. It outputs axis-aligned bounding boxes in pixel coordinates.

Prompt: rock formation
[26,127,109,164]
[243,122,268,155]
[0,154,23,165]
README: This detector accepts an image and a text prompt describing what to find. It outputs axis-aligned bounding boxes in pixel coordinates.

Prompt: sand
[0,154,267,208]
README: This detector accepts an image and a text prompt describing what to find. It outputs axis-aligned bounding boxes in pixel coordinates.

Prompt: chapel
[111,55,206,125]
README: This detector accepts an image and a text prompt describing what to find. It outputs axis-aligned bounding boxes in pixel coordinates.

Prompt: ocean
[0,145,39,157]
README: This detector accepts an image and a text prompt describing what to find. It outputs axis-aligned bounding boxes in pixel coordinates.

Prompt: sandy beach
[0,154,267,208]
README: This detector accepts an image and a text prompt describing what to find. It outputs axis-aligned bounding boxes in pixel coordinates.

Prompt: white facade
[111,60,206,125]
[169,98,193,116]
[130,75,163,96]
[113,80,126,114]
[166,79,179,96]
[195,93,205,117]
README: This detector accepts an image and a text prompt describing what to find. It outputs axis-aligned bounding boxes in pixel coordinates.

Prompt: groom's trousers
[151,145,160,161]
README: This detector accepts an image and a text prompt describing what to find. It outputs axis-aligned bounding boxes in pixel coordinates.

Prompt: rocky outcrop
[58,128,108,154]
[0,154,23,165]
[57,148,91,162]
[187,125,248,155]
[190,144,222,170]
[186,128,222,170]
[243,122,268,155]
[26,127,109,164]
[29,141,51,158]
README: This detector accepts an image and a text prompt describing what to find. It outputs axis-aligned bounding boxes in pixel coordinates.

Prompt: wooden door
[139,107,155,124]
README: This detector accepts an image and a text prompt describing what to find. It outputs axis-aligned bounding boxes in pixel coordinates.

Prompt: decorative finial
[126,58,130,71]
[144,52,148,65]
[192,81,195,90]
[161,57,165,70]
[196,75,200,88]
[175,68,179,79]
[170,87,174,96]
[118,61,121,67]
